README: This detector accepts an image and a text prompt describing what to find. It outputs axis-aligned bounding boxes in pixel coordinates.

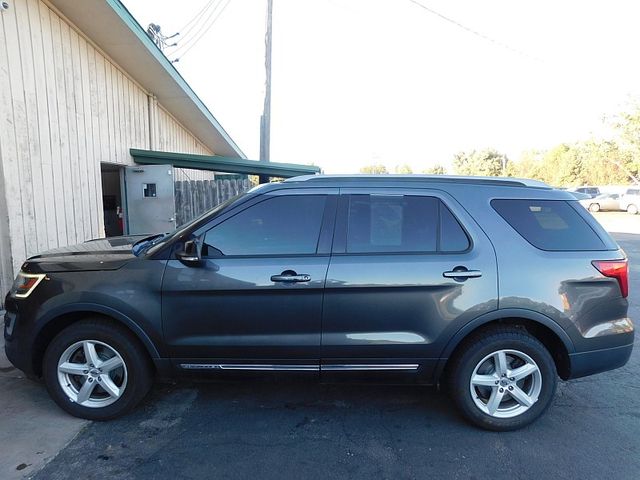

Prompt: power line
[176,0,217,35]
[170,0,224,55]
[176,0,220,42]
[146,23,179,51]
[171,0,232,61]
[146,0,217,53]
[170,0,226,57]
[407,0,542,63]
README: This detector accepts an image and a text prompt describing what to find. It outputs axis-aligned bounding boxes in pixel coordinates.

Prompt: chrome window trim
[180,364,319,371]
[322,364,419,371]
[179,363,420,372]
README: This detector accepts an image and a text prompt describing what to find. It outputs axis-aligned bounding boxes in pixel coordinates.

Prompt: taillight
[592,259,629,298]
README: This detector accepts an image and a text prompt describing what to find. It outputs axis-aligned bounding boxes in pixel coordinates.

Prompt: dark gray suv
[4,175,633,430]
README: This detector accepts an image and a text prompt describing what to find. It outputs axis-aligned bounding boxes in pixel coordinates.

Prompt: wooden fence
[174,177,252,226]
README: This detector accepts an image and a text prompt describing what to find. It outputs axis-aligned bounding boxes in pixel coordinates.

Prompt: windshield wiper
[132,233,167,256]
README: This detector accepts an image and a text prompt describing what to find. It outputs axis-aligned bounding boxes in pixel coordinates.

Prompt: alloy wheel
[57,340,128,408]
[469,349,542,418]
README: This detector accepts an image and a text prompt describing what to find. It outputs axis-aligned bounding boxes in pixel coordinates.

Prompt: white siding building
[0,0,249,299]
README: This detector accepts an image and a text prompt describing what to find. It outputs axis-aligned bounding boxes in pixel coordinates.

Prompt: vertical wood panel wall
[155,105,216,182]
[0,0,221,299]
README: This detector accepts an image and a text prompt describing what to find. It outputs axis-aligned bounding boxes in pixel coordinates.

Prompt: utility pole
[259,0,273,184]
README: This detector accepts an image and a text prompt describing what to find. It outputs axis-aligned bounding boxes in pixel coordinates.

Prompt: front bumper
[3,303,35,376]
[568,342,634,379]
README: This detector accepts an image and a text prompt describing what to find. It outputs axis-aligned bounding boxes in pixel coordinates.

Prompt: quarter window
[491,199,606,251]
[202,195,326,256]
[345,195,469,253]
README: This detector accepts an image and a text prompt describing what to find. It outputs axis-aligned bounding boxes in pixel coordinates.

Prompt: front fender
[35,302,161,359]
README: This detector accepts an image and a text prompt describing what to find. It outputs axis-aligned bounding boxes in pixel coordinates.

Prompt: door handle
[443,267,482,281]
[271,272,312,283]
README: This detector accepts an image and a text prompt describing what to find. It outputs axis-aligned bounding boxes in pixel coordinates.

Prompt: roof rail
[285,174,551,189]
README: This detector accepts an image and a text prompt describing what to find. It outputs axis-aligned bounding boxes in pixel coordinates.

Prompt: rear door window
[345,195,469,253]
[491,199,606,251]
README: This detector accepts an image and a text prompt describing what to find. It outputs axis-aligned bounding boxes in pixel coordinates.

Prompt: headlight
[11,272,46,299]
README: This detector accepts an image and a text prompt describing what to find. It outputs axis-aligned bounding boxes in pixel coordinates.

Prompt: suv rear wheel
[43,319,153,420]
[448,327,557,431]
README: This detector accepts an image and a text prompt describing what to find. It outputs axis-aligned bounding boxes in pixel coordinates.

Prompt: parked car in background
[621,187,640,215]
[580,193,622,212]
[4,175,634,431]
[572,186,601,198]
[567,191,591,201]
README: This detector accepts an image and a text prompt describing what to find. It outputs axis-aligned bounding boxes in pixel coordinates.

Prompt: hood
[22,235,148,273]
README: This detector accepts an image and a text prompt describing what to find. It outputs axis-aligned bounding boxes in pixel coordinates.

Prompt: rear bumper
[568,342,634,379]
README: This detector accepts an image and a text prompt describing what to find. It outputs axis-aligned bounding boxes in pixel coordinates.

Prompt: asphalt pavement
[33,231,640,480]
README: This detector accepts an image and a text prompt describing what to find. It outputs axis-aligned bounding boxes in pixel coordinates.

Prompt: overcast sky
[123,0,640,173]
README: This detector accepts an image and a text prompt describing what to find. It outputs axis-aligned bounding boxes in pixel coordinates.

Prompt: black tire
[448,327,557,431]
[627,204,638,215]
[588,203,600,212]
[43,318,154,420]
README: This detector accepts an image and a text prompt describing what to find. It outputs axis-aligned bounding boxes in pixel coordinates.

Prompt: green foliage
[453,149,508,176]
[608,100,640,183]
[456,101,640,186]
[509,140,638,187]
[394,164,413,174]
[360,164,388,174]
[423,164,447,175]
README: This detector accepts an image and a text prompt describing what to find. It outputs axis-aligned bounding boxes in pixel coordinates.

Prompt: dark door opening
[101,163,125,237]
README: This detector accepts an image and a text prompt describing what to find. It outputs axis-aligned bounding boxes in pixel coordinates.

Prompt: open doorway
[100,163,125,237]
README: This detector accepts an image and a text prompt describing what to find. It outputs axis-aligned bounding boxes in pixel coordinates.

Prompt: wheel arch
[435,309,575,383]
[31,304,160,376]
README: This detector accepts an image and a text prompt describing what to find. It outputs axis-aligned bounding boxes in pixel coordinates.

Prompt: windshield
[141,194,245,256]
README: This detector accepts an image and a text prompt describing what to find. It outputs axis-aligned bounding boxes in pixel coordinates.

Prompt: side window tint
[491,199,606,251]
[440,202,470,252]
[202,195,326,256]
[346,195,468,253]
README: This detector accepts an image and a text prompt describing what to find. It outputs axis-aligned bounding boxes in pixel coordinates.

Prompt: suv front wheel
[448,327,557,431]
[43,318,153,420]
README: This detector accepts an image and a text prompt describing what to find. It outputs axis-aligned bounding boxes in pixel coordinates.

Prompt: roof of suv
[284,174,552,189]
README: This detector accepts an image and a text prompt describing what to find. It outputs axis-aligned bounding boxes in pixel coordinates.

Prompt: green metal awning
[130,149,320,178]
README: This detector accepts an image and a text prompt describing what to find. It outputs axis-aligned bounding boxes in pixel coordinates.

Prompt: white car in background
[571,186,601,198]
[621,187,640,214]
[579,193,622,213]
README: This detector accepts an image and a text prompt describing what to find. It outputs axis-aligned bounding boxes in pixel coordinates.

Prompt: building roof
[48,0,246,158]
[130,149,320,178]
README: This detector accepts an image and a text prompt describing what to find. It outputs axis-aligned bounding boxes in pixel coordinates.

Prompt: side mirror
[176,239,202,267]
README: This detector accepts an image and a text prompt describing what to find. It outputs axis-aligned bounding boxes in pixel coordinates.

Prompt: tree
[423,164,447,175]
[360,164,388,174]
[453,149,508,176]
[608,100,640,183]
[508,140,637,187]
[394,164,413,174]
